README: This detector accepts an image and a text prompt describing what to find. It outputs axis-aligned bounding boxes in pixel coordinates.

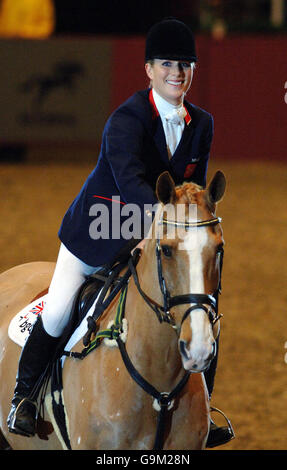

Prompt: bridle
[129,215,224,331]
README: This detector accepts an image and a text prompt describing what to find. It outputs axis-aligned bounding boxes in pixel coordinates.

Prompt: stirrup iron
[210,405,235,440]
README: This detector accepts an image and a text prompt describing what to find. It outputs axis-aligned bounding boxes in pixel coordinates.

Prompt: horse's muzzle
[179,339,216,373]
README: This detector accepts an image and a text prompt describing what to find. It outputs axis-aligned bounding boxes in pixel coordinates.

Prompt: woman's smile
[166,79,185,86]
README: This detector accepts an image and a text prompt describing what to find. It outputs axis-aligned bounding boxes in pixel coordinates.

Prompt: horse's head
[152,170,226,373]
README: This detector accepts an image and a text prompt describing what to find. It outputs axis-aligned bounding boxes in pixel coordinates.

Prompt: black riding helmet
[145,18,197,63]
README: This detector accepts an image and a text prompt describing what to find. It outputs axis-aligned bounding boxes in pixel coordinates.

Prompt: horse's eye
[162,245,172,258]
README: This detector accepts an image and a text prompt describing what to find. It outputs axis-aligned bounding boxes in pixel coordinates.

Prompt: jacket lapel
[171,101,194,161]
[171,119,194,162]
[148,89,170,164]
[153,118,170,164]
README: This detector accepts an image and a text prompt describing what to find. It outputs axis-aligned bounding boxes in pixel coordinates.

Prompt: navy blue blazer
[59,89,213,267]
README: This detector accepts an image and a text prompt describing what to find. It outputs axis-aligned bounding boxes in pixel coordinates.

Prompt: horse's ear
[156,171,176,204]
[206,171,226,205]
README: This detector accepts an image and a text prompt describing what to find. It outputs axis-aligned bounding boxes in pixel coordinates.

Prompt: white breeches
[41,243,98,337]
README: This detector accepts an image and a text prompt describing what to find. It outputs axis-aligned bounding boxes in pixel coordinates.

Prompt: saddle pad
[8,295,48,347]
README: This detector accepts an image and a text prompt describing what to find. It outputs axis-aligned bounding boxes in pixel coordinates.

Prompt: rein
[64,215,224,450]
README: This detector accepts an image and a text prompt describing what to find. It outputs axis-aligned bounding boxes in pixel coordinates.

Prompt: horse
[0,170,226,450]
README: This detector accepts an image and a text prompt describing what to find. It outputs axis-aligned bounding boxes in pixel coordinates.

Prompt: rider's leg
[41,243,97,337]
[7,243,97,437]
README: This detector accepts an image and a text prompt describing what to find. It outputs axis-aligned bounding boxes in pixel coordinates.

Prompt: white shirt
[152,88,186,158]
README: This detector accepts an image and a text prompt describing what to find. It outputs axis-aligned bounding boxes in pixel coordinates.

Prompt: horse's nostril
[179,340,188,360]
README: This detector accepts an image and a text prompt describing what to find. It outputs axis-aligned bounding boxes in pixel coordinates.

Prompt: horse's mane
[175,181,203,204]
[150,180,205,235]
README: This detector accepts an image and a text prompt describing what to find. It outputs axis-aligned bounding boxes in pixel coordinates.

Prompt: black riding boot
[204,337,235,448]
[7,316,59,437]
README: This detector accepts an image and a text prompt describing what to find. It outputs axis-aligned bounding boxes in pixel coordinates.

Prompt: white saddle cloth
[8,295,48,347]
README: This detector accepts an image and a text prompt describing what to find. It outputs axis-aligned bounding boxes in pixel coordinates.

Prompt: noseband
[129,216,224,330]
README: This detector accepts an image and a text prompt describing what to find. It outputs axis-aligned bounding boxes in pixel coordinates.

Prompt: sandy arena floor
[1,155,287,450]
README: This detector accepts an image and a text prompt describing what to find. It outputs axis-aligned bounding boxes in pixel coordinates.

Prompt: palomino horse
[0,170,226,450]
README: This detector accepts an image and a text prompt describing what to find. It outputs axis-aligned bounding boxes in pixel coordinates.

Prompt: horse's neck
[125,248,182,391]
